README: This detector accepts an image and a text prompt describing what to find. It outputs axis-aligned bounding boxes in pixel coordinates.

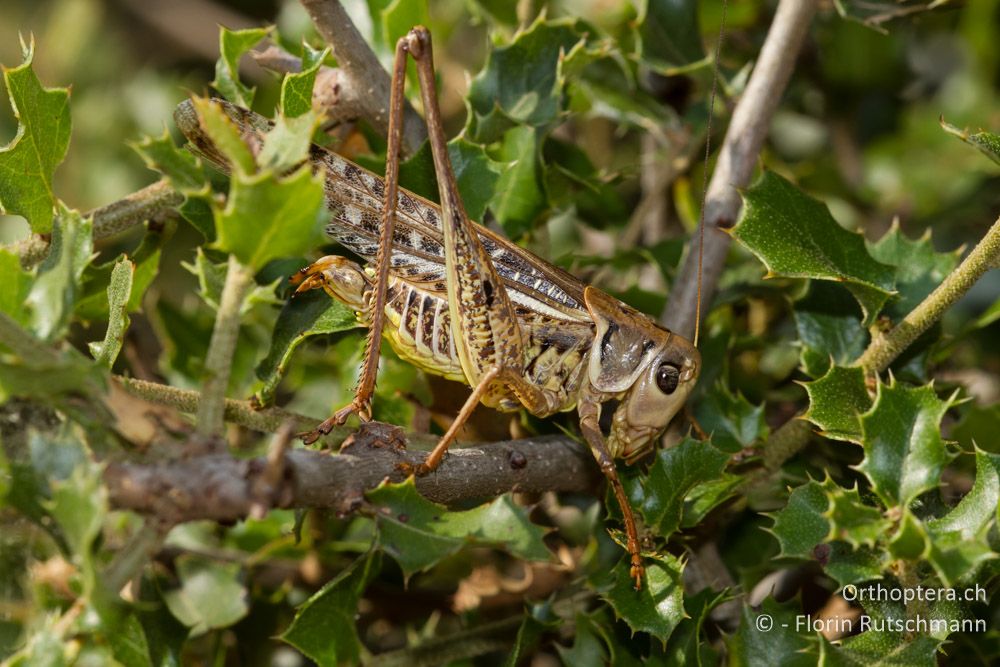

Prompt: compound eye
[655,363,680,394]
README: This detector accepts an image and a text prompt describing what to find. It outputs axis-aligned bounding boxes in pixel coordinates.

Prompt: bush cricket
[175,27,701,589]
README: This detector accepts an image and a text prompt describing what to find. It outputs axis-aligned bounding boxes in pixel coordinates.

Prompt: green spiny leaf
[254,288,358,406]
[867,222,962,319]
[87,256,132,368]
[857,380,955,508]
[631,438,729,538]
[281,550,381,667]
[733,171,895,326]
[0,39,71,233]
[132,129,208,193]
[824,482,888,549]
[258,111,319,172]
[597,552,685,643]
[24,206,93,342]
[793,281,867,378]
[888,509,928,560]
[635,0,707,74]
[941,119,1000,166]
[693,383,768,453]
[924,448,1000,585]
[397,137,505,222]
[818,632,942,667]
[727,598,816,667]
[280,44,327,118]
[803,365,872,442]
[466,18,597,142]
[367,479,551,579]
[212,165,326,270]
[660,588,729,665]
[490,125,546,237]
[768,478,831,560]
[212,26,271,107]
[182,248,280,314]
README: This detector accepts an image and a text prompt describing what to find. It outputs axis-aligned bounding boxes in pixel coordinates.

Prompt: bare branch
[662,0,820,338]
[105,423,602,523]
[298,0,426,155]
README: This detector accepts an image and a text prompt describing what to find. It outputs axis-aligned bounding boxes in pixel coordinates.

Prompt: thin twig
[662,0,820,338]
[197,256,256,438]
[103,522,166,594]
[857,215,1000,373]
[298,0,426,155]
[8,180,183,268]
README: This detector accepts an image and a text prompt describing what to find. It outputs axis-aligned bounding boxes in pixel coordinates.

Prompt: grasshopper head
[583,287,700,464]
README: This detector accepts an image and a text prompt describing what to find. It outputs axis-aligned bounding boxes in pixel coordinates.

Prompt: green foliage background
[1,0,999,664]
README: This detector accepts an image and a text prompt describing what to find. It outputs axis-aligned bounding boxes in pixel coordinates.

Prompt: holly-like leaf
[818,632,942,667]
[556,613,608,665]
[490,125,546,237]
[857,380,955,508]
[631,438,729,538]
[254,289,358,406]
[693,383,768,453]
[824,543,887,587]
[0,39,71,233]
[733,171,895,326]
[24,207,93,342]
[258,112,319,173]
[887,509,928,560]
[597,552,685,643]
[726,598,816,667]
[941,119,1000,166]
[188,97,256,175]
[366,479,550,579]
[395,136,504,223]
[280,44,327,118]
[660,588,729,665]
[924,449,1000,585]
[466,18,603,143]
[282,550,381,667]
[133,130,214,238]
[635,0,707,74]
[0,248,32,324]
[212,26,271,107]
[867,222,962,318]
[793,281,867,378]
[163,555,249,636]
[824,482,888,549]
[87,256,132,368]
[803,365,872,442]
[768,478,831,559]
[212,165,326,271]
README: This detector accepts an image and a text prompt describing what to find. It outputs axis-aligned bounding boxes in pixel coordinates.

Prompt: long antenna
[694,0,729,348]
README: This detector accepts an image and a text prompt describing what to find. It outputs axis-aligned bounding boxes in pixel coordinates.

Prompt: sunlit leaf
[24,207,93,342]
[0,39,71,233]
[212,26,271,107]
[733,171,895,326]
[280,43,327,118]
[941,119,1000,166]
